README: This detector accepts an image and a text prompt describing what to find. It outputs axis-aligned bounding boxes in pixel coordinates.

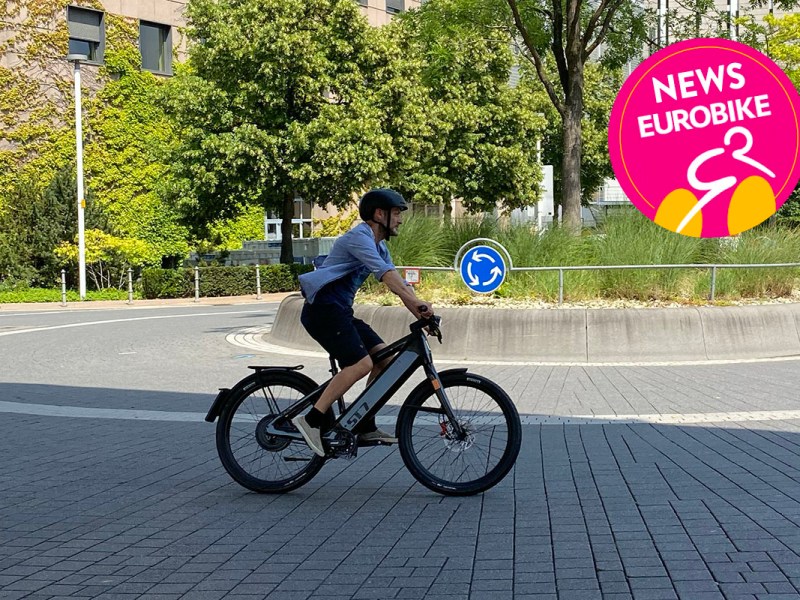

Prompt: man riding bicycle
[292,188,435,457]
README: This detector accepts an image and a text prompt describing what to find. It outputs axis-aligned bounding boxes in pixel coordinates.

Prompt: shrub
[142,268,193,299]
[141,264,313,299]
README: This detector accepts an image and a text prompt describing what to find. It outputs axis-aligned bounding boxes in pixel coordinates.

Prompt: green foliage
[312,210,359,237]
[410,0,649,229]
[140,264,313,299]
[710,228,800,298]
[0,167,105,286]
[592,210,704,299]
[518,62,624,204]
[161,0,399,262]
[358,213,800,304]
[736,13,800,223]
[141,268,193,299]
[55,229,151,290]
[84,17,189,264]
[0,4,187,272]
[385,213,450,267]
[388,6,544,212]
[0,287,136,304]
[204,205,267,251]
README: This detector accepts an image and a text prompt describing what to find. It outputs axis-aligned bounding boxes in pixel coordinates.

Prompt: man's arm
[380,269,433,319]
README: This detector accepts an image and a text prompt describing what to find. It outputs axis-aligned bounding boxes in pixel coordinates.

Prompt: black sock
[305,407,326,430]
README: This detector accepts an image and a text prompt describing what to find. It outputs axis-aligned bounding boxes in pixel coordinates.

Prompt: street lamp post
[67,54,88,300]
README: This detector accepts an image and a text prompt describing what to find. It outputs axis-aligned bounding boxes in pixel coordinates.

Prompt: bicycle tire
[216,370,326,493]
[397,371,521,496]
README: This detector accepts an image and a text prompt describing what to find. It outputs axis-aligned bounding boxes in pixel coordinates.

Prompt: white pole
[71,57,87,300]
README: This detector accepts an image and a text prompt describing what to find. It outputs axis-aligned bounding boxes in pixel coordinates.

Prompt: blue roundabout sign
[459,245,507,294]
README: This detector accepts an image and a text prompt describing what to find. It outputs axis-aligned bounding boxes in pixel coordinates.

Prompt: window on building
[140,21,172,74]
[357,0,368,5]
[264,198,313,240]
[67,6,104,63]
[386,0,404,14]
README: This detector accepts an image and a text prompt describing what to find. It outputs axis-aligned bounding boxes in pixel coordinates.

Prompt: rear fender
[204,366,316,423]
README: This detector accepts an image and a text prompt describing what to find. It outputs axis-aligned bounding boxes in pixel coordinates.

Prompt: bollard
[194,266,200,302]
[709,265,717,302]
[558,269,564,306]
[256,263,262,300]
[61,269,67,307]
[127,268,133,305]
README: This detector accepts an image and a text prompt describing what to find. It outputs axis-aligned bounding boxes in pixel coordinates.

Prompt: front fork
[421,338,467,438]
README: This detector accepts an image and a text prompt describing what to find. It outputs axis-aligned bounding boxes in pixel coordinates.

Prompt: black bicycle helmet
[358,188,408,222]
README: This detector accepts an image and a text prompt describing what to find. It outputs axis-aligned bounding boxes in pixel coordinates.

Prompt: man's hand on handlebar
[416,304,441,341]
[416,303,434,320]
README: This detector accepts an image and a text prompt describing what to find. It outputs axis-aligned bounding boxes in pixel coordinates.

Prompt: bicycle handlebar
[410,314,442,343]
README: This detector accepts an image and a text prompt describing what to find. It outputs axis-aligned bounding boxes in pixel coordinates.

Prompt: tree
[517,59,623,209]
[84,21,190,266]
[417,0,649,231]
[387,5,545,215]
[162,0,402,263]
[0,4,188,270]
[0,166,104,286]
[720,13,800,224]
[55,229,150,290]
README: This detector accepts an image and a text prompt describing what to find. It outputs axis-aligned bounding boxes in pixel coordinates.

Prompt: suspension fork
[420,339,467,438]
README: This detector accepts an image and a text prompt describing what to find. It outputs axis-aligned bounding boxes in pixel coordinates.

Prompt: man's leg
[315,355,373,415]
[294,303,373,455]
[358,343,389,433]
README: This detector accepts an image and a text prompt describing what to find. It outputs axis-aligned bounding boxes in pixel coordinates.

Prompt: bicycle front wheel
[397,371,521,496]
[216,371,325,493]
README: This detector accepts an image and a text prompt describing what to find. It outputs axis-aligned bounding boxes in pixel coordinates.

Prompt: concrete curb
[267,293,800,362]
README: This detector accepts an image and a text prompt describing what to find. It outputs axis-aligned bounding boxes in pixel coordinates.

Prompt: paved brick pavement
[5,409,800,599]
[3,304,800,599]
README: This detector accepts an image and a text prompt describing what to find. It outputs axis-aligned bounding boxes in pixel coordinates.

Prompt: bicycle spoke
[408,383,511,486]
[224,380,318,486]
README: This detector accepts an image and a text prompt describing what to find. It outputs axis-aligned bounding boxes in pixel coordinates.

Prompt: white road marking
[0,310,269,338]
[3,400,800,426]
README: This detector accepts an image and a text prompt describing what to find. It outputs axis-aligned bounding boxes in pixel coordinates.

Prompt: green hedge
[0,288,137,303]
[141,264,313,299]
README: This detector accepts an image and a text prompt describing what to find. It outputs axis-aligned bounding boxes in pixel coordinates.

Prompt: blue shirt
[299,222,396,307]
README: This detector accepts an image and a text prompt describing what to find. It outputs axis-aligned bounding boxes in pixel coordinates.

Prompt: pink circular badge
[608,38,800,237]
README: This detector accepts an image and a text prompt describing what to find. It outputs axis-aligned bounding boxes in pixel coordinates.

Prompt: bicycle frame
[263,319,465,442]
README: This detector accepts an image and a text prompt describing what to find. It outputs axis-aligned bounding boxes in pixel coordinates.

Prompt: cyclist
[292,188,434,457]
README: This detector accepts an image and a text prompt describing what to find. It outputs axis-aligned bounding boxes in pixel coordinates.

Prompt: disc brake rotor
[440,419,475,452]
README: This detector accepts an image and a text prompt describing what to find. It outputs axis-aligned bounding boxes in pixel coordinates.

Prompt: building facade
[1,0,420,239]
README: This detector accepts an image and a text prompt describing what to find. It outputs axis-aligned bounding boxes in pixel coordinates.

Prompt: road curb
[267,293,800,362]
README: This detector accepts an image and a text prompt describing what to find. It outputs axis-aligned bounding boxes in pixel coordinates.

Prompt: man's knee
[369,344,390,371]
[345,355,373,379]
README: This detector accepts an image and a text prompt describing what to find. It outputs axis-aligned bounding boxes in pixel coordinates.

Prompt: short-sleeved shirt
[299,222,396,308]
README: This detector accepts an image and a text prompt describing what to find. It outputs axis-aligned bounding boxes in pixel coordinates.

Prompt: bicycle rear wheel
[397,371,521,496]
[216,371,325,493]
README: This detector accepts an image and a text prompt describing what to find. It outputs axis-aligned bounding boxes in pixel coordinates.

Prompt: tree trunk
[561,69,584,234]
[280,191,294,264]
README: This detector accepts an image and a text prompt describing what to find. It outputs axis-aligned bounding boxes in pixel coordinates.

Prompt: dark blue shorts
[300,302,384,368]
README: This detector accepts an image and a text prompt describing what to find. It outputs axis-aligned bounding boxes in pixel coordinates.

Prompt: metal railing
[398,262,800,305]
[57,264,267,305]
